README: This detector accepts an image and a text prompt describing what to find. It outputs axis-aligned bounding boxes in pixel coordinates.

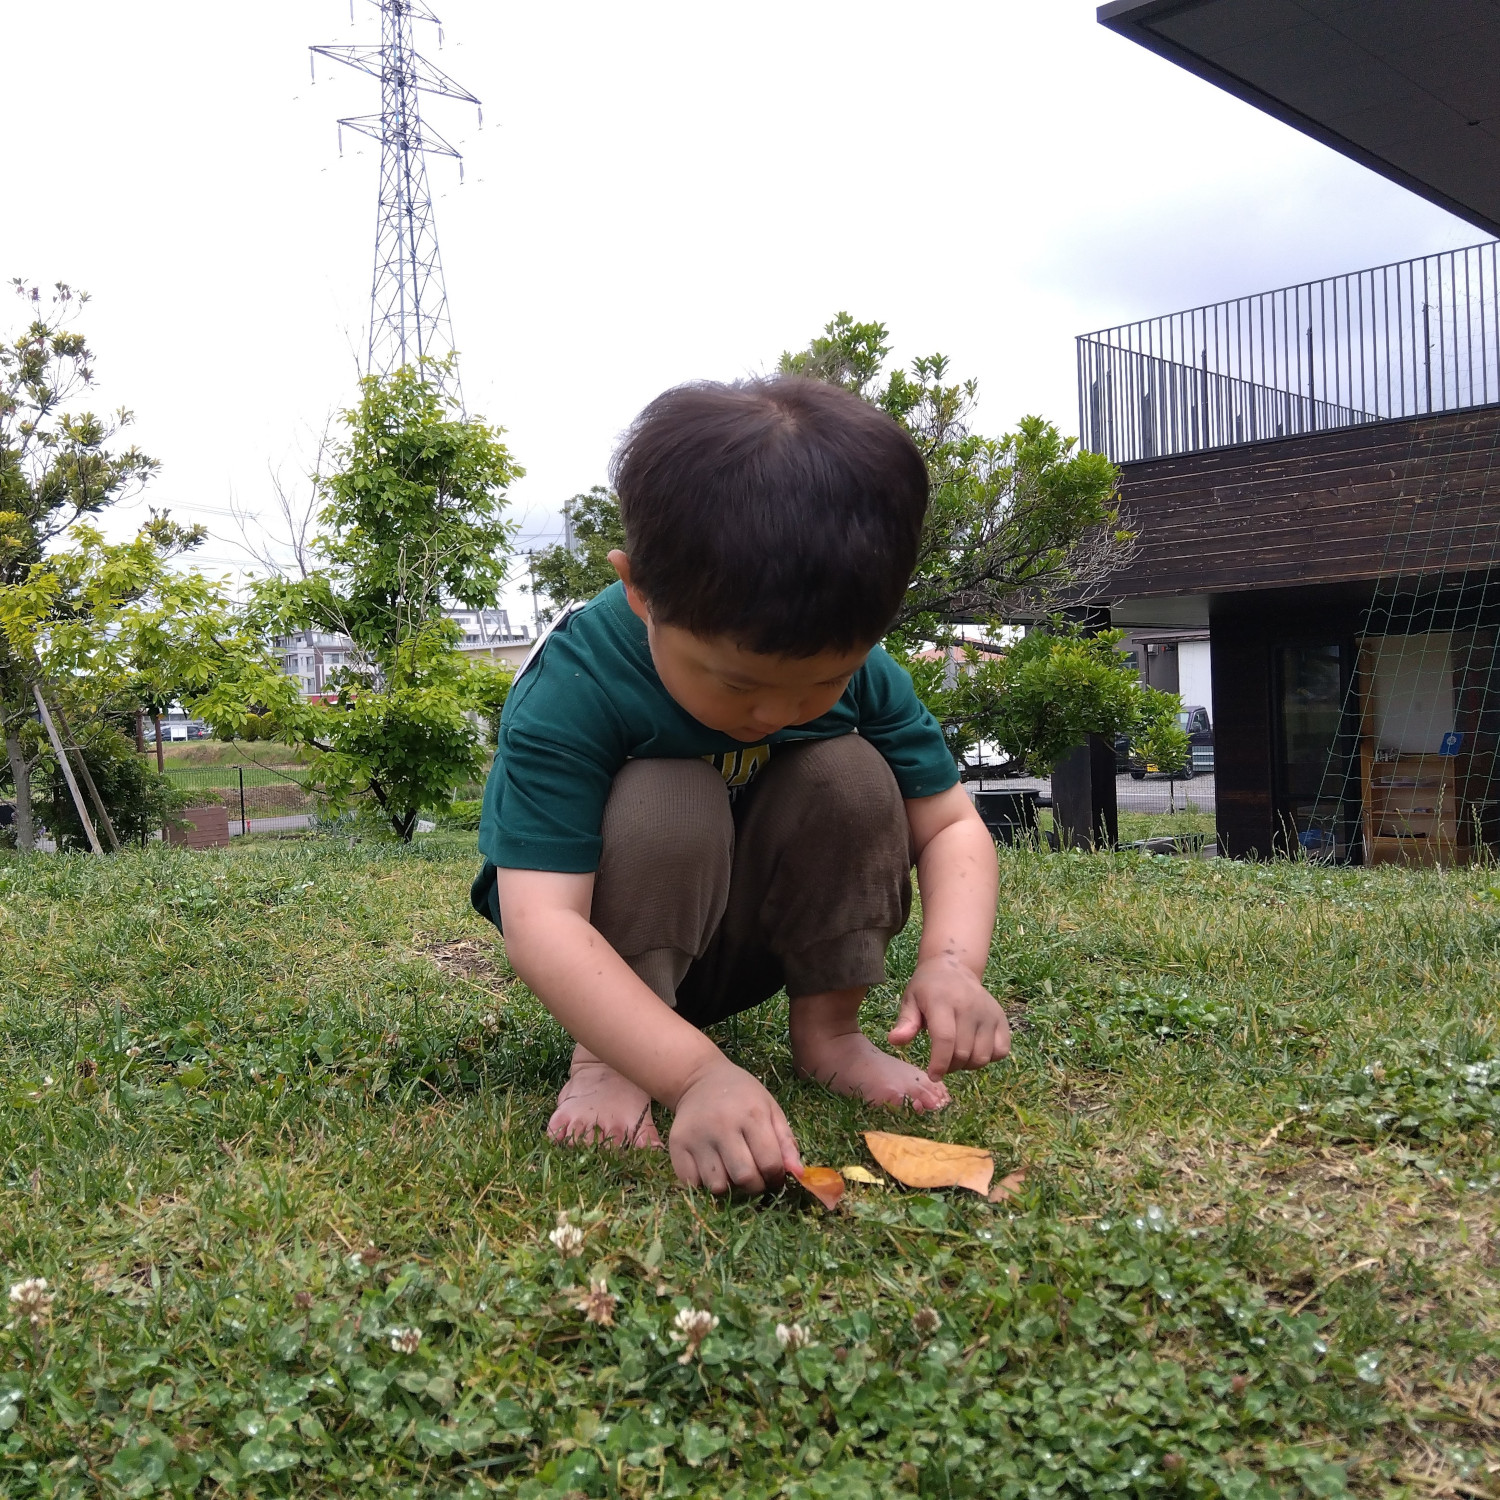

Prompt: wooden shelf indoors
[1360,745,1457,865]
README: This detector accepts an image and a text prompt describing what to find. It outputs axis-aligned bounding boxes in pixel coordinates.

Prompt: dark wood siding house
[1100,398,1500,859]
[1090,1,1500,862]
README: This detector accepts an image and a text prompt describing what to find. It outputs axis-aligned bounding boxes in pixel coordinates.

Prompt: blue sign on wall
[1440,731,1464,756]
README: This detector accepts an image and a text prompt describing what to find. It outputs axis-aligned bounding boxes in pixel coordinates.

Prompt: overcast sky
[5,1,1481,624]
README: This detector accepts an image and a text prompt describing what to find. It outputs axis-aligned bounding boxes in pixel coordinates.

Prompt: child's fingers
[772,1108,803,1179]
[960,1014,984,1074]
[992,1016,1012,1061]
[746,1117,796,1192]
[990,1020,1014,1068]
[926,1016,957,1079]
[966,1021,1002,1070]
[886,990,924,1047]
[718,1134,770,1195]
[692,1148,732,1196]
[966,1009,1010,1066]
[670,1139,704,1191]
[671,1134,735,1195]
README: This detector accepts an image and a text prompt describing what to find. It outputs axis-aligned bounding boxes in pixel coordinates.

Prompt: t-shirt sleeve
[854,645,960,799]
[478,647,627,873]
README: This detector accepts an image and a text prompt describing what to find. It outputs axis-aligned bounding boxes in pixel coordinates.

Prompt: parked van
[1129,705,1214,778]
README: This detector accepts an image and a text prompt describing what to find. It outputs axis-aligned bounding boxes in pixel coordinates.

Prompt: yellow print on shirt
[704,744,770,788]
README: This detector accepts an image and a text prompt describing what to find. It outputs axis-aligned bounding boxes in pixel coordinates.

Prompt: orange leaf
[796,1165,845,1211]
[988,1169,1028,1203]
[863,1131,994,1196]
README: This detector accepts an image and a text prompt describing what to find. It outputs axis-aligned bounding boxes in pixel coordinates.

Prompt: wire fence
[967,771,1216,818]
[159,761,320,834]
[153,759,1215,847]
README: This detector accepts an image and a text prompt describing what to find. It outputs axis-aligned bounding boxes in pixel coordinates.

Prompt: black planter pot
[973,789,1041,846]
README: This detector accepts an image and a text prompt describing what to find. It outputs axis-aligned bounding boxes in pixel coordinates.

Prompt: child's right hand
[668,1059,802,1195]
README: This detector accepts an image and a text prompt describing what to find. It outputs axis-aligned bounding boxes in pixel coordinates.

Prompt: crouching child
[471,376,1010,1194]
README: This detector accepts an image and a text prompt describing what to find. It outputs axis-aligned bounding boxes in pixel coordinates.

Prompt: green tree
[0,518,259,850]
[234,363,523,840]
[1131,704,1194,779]
[959,622,1184,775]
[528,485,625,620]
[1,282,163,851]
[463,654,516,747]
[779,313,1134,642]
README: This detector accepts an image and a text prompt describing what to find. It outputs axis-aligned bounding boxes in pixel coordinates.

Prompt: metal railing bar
[1075,235,1500,341]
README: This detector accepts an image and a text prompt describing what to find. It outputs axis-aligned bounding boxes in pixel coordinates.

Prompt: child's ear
[608,550,651,623]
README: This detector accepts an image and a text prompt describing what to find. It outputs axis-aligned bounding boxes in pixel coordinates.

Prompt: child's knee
[780,735,905,837]
[594,760,734,982]
[598,757,733,886]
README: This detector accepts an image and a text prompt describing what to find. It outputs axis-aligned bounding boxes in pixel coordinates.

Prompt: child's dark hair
[610,377,929,656]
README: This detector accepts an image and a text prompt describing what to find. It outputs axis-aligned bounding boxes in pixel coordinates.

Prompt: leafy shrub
[40,721,188,849]
[441,799,482,831]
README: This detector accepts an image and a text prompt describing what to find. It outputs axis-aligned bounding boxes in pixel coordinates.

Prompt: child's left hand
[887,956,1011,1080]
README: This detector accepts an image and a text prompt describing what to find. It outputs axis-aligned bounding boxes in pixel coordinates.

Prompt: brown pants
[589,735,914,1028]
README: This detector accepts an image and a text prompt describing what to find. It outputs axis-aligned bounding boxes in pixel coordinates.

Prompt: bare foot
[791,1028,951,1112]
[547,1046,663,1149]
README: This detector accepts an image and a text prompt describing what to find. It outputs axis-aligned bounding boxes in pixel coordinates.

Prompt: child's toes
[909,1074,951,1111]
[625,1114,665,1150]
[546,1109,587,1144]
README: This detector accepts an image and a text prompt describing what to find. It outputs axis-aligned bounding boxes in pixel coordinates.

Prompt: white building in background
[273,609,533,698]
[1123,629,1215,716]
[273,629,354,698]
[448,607,535,668]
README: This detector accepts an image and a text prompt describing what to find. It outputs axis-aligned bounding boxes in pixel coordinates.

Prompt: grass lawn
[161,767,309,791]
[2,835,1497,1497]
[156,744,311,772]
[150,745,319,817]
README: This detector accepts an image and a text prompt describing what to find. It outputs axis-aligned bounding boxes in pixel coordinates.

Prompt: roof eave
[1096,0,1500,240]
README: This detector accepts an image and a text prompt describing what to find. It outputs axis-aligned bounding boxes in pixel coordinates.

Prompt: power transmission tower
[312,2,480,399]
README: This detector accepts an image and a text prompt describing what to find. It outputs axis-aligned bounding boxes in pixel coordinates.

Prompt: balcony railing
[1078,240,1500,464]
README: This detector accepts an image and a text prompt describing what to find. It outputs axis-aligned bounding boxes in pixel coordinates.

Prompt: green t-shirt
[476,582,957,878]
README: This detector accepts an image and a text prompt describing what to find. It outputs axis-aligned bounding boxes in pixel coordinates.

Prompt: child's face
[612,552,871,742]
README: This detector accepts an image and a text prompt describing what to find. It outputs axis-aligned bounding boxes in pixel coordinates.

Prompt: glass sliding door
[1275,642,1356,857]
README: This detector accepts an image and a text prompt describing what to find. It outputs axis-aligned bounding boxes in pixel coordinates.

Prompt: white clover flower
[775,1322,814,1353]
[673,1307,717,1338]
[671,1306,718,1363]
[124,1046,142,1059]
[8,1278,54,1326]
[388,1326,422,1355]
[912,1307,942,1337]
[548,1222,586,1258]
[575,1276,617,1327]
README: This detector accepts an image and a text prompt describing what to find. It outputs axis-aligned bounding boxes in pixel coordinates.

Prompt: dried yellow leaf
[796,1165,845,1210]
[863,1131,994,1196]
